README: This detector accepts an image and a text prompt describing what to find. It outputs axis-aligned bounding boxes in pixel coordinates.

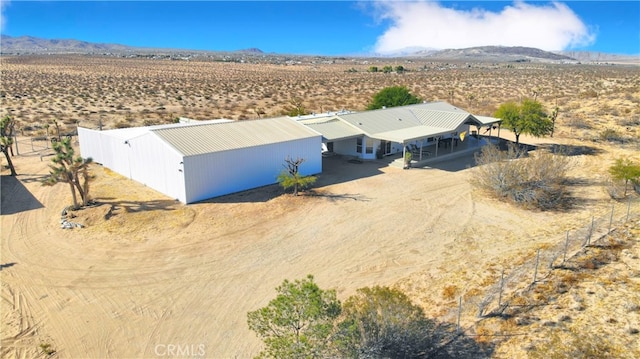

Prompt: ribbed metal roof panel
[337,102,472,139]
[152,117,321,156]
[300,118,364,141]
[475,115,502,126]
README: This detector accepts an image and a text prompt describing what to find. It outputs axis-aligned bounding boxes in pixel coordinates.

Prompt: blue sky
[1,1,638,55]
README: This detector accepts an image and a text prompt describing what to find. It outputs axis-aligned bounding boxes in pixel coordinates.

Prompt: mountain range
[1,34,637,63]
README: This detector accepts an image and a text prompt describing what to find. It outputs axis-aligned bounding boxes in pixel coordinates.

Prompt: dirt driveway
[0,143,612,358]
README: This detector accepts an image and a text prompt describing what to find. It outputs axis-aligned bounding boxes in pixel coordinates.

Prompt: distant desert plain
[1,54,639,358]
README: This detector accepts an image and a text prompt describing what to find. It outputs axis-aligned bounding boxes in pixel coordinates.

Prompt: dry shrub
[472,144,571,210]
[527,327,623,359]
[599,128,625,143]
[442,285,458,300]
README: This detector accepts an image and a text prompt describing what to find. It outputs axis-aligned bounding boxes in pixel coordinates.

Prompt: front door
[380,140,392,155]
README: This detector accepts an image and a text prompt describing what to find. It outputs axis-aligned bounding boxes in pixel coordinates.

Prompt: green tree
[609,157,640,197]
[0,116,17,176]
[42,137,94,209]
[382,65,393,74]
[332,286,438,358]
[277,157,317,196]
[247,275,341,359]
[394,65,405,73]
[366,86,422,110]
[368,66,378,73]
[494,98,552,145]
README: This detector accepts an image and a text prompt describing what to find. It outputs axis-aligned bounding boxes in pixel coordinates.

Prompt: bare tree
[277,156,317,196]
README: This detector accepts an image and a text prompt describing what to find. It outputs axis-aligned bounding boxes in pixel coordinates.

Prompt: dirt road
[0,141,613,358]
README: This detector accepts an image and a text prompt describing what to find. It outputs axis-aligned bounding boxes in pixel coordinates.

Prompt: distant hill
[2,35,635,64]
[0,35,135,54]
[413,46,577,62]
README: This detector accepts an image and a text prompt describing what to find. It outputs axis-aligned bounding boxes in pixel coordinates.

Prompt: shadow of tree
[538,143,604,156]
[92,197,180,218]
[305,189,371,202]
[0,262,17,271]
[429,322,495,359]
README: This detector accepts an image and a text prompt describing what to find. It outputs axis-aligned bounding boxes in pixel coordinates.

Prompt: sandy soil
[2,127,637,358]
[1,56,639,358]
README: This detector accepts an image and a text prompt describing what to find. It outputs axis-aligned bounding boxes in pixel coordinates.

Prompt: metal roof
[475,115,503,126]
[152,117,321,156]
[332,102,478,143]
[299,117,364,141]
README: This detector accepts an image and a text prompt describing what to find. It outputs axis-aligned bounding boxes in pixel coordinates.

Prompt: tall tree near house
[366,86,422,110]
[277,156,317,196]
[494,98,552,145]
[42,137,94,209]
[0,116,17,176]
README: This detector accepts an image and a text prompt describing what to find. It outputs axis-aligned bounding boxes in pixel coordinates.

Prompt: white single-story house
[299,102,501,162]
[78,117,322,204]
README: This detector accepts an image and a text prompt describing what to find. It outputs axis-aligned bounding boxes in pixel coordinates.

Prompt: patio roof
[298,117,364,141]
[474,115,503,126]
[374,125,451,143]
[297,102,499,144]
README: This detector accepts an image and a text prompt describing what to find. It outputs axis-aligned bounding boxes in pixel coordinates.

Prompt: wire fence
[446,197,640,332]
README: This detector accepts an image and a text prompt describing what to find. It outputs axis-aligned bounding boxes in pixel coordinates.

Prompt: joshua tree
[0,116,17,176]
[42,137,94,209]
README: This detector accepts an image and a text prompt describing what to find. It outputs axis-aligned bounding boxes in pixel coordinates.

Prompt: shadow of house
[1,175,44,215]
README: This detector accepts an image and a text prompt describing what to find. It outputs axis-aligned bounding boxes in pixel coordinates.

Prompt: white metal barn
[78,118,322,203]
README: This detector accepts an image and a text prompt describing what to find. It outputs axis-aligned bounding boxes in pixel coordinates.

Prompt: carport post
[435,137,439,157]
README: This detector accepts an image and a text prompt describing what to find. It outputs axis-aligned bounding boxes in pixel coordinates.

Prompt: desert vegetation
[1,54,639,358]
[1,55,638,147]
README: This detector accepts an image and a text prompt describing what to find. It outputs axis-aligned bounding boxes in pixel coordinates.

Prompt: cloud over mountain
[371,1,595,55]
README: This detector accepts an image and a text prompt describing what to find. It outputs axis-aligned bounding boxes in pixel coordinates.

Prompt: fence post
[456,296,462,333]
[498,270,505,307]
[13,134,19,155]
[608,204,614,234]
[533,249,541,284]
[587,217,594,246]
[562,231,570,265]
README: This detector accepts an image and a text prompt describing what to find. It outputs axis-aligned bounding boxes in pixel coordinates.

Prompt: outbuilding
[78,117,322,203]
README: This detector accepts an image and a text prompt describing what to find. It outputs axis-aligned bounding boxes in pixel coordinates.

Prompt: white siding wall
[127,133,186,203]
[183,136,321,203]
[78,128,186,203]
[78,127,131,176]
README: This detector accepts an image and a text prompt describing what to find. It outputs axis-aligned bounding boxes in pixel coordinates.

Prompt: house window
[356,138,362,153]
[365,138,374,154]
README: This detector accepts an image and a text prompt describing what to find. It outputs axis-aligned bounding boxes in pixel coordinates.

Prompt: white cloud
[371,1,595,54]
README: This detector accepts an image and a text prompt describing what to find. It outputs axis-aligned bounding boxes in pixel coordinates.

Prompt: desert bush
[527,327,623,359]
[472,144,571,210]
[599,128,625,143]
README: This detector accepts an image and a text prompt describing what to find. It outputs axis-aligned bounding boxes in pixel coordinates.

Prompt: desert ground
[1,55,639,358]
